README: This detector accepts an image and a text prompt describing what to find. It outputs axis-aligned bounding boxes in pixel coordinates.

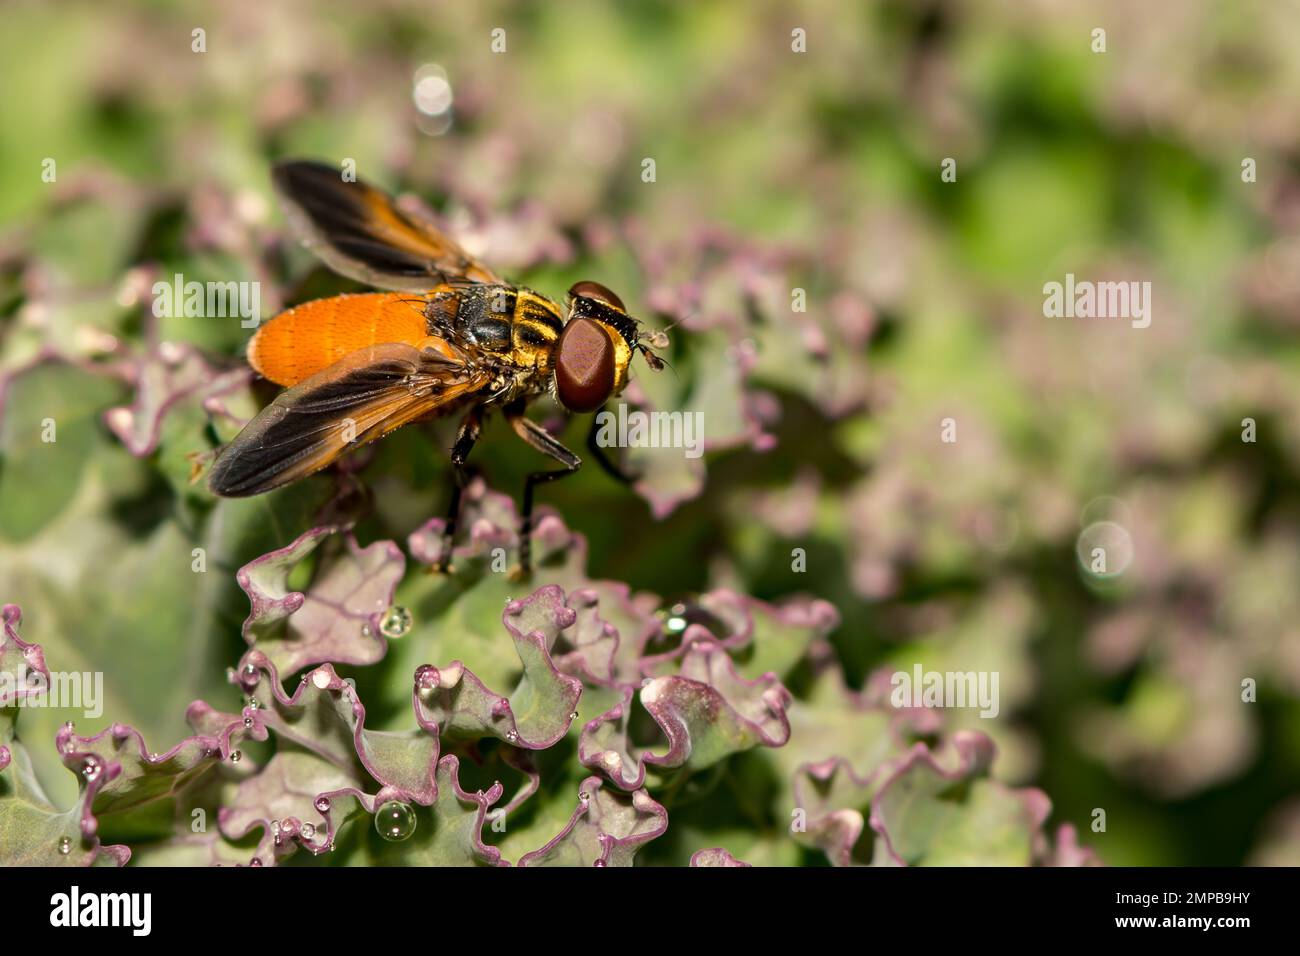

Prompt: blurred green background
[2,0,1299,865]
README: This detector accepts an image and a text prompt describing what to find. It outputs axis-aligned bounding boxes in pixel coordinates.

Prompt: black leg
[436,408,482,573]
[505,404,581,577]
[586,406,641,485]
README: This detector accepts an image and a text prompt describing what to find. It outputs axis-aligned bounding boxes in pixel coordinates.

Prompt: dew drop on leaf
[379,605,413,638]
[374,800,417,841]
[662,602,689,635]
[413,664,440,696]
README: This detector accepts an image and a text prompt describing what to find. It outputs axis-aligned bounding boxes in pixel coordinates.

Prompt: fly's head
[553,280,667,413]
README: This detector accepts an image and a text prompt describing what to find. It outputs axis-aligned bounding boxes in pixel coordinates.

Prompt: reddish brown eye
[568,280,625,312]
[554,317,615,412]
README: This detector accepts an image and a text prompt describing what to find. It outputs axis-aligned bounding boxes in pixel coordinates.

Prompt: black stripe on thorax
[512,290,563,348]
[453,285,516,349]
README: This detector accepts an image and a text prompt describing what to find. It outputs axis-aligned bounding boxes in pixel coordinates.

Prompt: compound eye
[568,280,625,312]
[554,317,615,413]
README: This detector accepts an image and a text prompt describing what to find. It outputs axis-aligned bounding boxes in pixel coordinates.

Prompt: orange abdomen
[248,292,447,386]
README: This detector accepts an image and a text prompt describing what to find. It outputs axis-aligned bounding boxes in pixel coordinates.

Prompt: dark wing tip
[206,449,265,498]
[272,158,335,176]
[272,159,345,194]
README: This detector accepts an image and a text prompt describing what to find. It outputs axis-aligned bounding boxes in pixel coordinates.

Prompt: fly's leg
[505,402,581,579]
[586,405,641,485]
[434,408,483,574]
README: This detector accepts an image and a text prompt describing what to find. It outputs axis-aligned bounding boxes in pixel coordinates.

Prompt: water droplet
[379,605,413,639]
[661,602,690,636]
[414,664,440,696]
[315,796,331,814]
[271,821,281,835]
[301,823,316,840]
[230,750,242,763]
[505,730,518,743]
[375,800,417,842]
[247,697,259,710]
[569,711,579,720]
[80,756,102,782]
[250,857,263,867]
[361,624,373,638]
[593,858,607,867]
[58,837,72,856]
[243,717,253,728]
[242,663,258,681]
[579,790,590,803]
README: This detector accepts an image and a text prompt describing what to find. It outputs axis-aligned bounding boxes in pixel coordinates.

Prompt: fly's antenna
[635,326,681,381]
[643,349,677,379]
[635,309,692,377]
[642,315,687,341]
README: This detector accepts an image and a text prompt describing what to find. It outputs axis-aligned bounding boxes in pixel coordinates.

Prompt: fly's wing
[272,159,503,291]
[208,341,490,497]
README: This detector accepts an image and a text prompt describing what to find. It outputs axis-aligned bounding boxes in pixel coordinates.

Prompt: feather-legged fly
[208,160,665,574]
